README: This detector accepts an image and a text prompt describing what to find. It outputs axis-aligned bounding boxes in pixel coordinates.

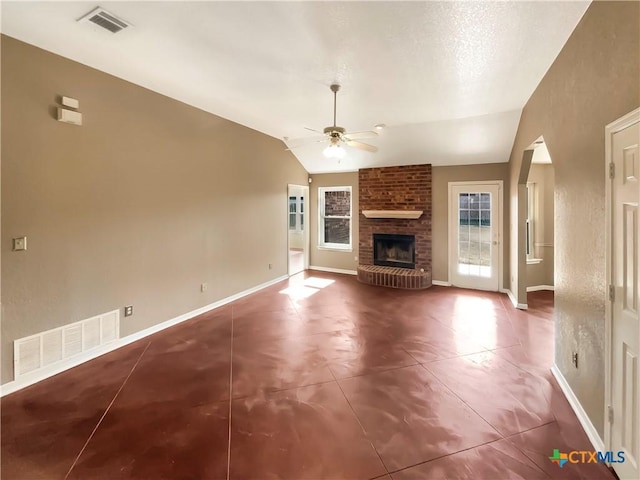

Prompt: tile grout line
[329,368,391,477]
[63,341,151,480]
[486,346,550,378]
[331,362,420,383]
[226,307,235,480]
[229,378,337,401]
[503,419,556,438]
[383,436,532,478]
[500,428,555,479]
[399,346,423,366]
[423,353,562,446]
[416,362,504,439]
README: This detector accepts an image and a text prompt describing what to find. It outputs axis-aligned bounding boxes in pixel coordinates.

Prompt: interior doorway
[525,140,555,297]
[287,184,309,276]
[514,137,555,308]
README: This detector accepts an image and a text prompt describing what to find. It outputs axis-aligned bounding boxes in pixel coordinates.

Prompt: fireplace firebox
[373,234,416,269]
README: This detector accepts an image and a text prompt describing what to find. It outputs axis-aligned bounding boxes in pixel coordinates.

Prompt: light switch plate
[12,237,27,251]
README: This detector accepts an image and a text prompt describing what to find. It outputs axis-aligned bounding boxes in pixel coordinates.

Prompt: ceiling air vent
[79,7,131,34]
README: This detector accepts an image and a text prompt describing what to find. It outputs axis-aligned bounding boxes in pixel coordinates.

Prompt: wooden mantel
[361,210,423,219]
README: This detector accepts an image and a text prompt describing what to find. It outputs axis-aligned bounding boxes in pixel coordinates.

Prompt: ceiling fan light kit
[323,144,346,159]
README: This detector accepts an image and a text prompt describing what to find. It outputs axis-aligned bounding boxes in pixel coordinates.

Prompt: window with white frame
[289,195,304,232]
[318,186,352,250]
[526,182,536,261]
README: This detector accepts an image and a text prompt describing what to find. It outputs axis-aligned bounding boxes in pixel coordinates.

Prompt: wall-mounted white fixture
[61,96,79,109]
[57,96,82,126]
[57,108,82,126]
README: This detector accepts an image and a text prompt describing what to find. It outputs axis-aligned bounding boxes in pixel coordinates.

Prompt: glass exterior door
[449,184,501,290]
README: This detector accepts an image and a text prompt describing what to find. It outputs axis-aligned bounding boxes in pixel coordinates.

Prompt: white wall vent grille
[82,317,101,350]
[16,337,41,377]
[42,330,63,365]
[78,7,132,34]
[14,310,120,378]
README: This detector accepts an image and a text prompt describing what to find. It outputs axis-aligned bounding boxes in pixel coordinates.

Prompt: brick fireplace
[358,165,432,289]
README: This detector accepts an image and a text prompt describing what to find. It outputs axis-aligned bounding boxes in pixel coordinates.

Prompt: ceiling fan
[287,84,378,159]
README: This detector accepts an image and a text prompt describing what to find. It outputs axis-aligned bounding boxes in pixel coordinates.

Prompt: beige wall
[432,163,510,284]
[1,36,308,384]
[308,172,359,272]
[507,1,639,437]
[526,164,555,287]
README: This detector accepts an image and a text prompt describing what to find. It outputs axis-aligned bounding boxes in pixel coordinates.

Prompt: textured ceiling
[1,1,590,173]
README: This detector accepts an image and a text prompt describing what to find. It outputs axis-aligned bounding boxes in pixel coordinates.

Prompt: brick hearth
[358,164,432,289]
[357,265,431,289]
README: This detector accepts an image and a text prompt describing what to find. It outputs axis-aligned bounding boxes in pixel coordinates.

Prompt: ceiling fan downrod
[324,84,345,136]
[330,84,340,128]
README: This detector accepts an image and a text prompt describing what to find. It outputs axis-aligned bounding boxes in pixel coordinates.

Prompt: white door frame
[604,107,640,453]
[287,184,310,275]
[448,180,504,291]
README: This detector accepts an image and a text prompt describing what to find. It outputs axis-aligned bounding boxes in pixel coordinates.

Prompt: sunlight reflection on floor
[278,276,336,301]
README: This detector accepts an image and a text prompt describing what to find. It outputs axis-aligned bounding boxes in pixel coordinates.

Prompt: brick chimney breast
[358,164,432,289]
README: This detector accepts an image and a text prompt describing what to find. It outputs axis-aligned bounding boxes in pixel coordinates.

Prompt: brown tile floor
[1,272,616,479]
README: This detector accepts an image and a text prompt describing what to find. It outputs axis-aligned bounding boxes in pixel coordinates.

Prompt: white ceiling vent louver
[79,7,131,34]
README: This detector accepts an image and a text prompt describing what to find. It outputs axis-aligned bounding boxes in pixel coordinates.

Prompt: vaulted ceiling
[1,1,590,173]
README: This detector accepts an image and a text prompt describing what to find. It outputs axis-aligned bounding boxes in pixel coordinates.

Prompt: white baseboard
[551,364,605,452]
[309,265,357,276]
[1,274,288,397]
[501,288,528,309]
[432,280,452,287]
[527,285,555,292]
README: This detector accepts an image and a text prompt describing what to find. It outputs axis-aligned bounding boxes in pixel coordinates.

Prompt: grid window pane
[458,191,492,268]
[324,218,350,244]
[320,187,351,248]
[324,191,351,217]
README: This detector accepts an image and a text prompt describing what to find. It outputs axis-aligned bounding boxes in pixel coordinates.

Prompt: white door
[611,119,640,480]
[449,183,501,291]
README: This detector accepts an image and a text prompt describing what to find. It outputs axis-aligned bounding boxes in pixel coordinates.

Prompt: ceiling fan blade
[304,127,325,134]
[286,134,325,143]
[344,130,378,140]
[346,140,378,153]
[285,137,327,150]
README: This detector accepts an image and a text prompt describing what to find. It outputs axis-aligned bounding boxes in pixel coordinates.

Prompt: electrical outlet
[201,283,208,292]
[124,305,134,317]
[572,352,578,368]
[354,256,358,261]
